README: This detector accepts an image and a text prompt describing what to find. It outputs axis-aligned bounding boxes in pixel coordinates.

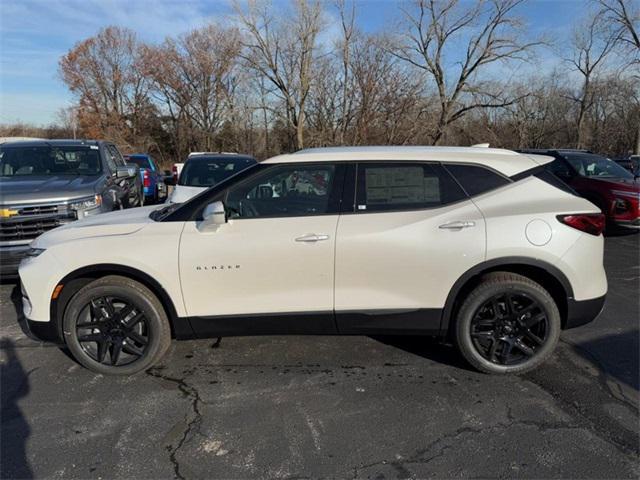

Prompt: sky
[0,0,587,126]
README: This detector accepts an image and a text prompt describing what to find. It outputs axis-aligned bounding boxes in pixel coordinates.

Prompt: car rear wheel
[454,272,561,374]
[62,276,171,375]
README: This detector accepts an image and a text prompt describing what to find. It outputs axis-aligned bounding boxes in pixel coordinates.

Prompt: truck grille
[0,204,76,242]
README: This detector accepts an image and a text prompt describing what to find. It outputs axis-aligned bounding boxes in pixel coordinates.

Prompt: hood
[169,185,207,203]
[32,205,161,249]
[0,175,102,205]
[590,176,640,191]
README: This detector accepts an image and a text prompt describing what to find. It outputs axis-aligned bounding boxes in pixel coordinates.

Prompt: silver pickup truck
[0,139,143,277]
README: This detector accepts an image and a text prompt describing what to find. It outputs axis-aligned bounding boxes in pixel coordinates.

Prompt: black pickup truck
[0,139,143,277]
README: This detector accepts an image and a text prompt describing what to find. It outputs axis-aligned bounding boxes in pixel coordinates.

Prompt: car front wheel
[63,276,171,375]
[454,272,561,374]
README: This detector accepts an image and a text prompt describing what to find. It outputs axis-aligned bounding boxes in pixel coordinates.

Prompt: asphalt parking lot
[1,234,638,479]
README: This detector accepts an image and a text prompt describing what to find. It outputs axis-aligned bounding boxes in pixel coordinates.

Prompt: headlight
[69,194,102,210]
[24,248,45,258]
[69,194,102,217]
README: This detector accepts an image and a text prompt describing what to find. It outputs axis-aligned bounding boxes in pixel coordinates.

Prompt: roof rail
[188,151,239,157]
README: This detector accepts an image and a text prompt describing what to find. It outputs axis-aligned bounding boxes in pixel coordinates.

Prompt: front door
[178,162,345,334]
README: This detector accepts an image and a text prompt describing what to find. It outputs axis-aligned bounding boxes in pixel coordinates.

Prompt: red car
[519,149,640,229]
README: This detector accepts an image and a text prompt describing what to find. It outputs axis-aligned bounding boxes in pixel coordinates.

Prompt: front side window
[226,164,337,218]
[108,145,126,167]
[444,164,510,197]
[0,146,102,176]
[356,163,466,212]
[562,153,634,180]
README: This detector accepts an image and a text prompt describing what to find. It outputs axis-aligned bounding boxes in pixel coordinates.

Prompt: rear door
[334,162,486,334]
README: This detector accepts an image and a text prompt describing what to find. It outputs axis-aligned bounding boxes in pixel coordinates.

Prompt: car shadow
[604,227,640,237]
[569,329,640,393]
[0,339,34,479]
[370,335,475,372]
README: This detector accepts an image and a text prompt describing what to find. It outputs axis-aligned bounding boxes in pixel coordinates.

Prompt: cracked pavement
[1,235,638,479]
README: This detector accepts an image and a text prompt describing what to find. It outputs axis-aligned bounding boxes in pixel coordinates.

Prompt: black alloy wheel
[470,292,548,366]
[76,296,150,366]
[454,272,561,374]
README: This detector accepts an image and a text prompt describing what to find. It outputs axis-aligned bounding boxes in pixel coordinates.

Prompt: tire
[62,276,171,375]
[454,272,561,374]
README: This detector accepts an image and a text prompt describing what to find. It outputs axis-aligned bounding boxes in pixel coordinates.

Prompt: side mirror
[116,165,137,178]
[164,174,176,186]
[198,201,227,232]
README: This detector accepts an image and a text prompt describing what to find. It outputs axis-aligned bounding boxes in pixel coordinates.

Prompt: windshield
[179,156,255,187]
[0,145,102,177]
[126,156,151,169]
[563,153,634,180]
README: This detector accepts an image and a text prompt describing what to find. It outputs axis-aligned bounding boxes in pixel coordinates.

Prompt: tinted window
[562,153,634,180]
[356,163,466,212]
[0,146,102,176]
[126,156,151,169]
[444,164,510,196]
[226,164,337,218]
[108,145,126,166]
[180,157,256,187]
[534,170,577,195]
[546,158,573,178]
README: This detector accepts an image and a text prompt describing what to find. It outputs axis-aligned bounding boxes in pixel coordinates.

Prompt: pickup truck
[124,153,167,204]
[0,139,142,277]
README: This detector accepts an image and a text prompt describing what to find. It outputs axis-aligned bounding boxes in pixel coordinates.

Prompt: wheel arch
[50,264,192,341]
[441,257,573,339]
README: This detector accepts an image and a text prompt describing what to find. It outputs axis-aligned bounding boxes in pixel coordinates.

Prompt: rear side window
[127,156,152,169]
[356,163,466,212]
[444,164,510,197]
[534,169,577,195]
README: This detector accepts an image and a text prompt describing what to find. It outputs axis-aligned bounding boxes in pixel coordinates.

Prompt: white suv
[19,147,607,375]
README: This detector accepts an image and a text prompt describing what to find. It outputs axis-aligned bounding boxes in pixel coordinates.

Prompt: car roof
[263,146,551,176]
[185,154,256,163]
[0,139,103,148]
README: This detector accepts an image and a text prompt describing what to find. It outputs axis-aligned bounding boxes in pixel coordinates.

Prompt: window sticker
[365,167,439,205]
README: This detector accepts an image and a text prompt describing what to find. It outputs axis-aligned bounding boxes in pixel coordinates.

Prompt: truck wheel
[454,272,561,374]
[62,276,171,375]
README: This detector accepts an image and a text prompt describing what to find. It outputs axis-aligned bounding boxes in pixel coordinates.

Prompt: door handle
[439,221,476,230]
[295,234,330,242]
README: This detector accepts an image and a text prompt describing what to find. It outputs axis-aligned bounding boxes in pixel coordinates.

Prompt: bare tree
[392,0,540,144]
[567,12,617,149]
[598,0,640,153]
[235,0,324,150]
[599,0,640,51]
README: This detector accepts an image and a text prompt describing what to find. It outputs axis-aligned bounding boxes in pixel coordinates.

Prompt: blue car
[124,154,167,204]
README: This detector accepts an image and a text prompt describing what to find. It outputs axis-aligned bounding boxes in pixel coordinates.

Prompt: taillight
[143,169,150,187]
[172,164,178,183]
[557,214,605,236]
